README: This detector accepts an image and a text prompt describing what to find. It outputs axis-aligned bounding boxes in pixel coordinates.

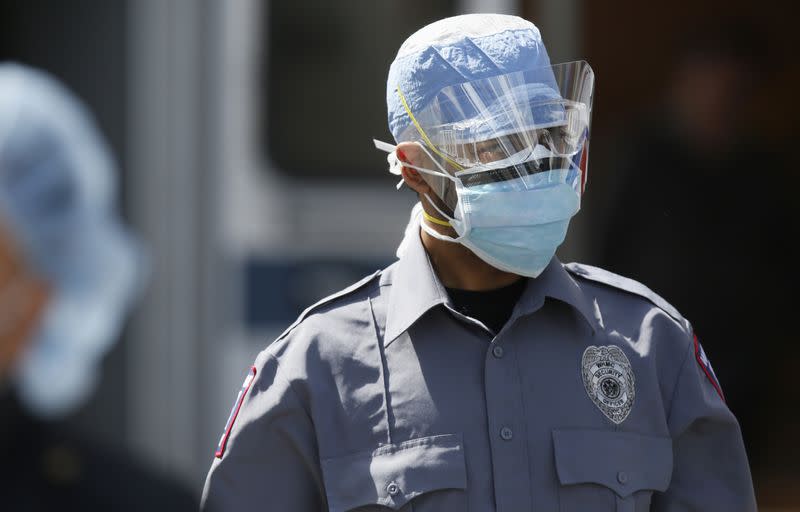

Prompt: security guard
[202,14,756,511]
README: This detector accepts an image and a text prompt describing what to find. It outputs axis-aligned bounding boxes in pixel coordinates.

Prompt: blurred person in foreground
[0,63,195,511]
[203,14,755,511]
[595,22,795,480]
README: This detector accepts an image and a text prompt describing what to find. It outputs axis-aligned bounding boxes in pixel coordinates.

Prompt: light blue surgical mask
[452,172,579,277]
[375,140,581,278]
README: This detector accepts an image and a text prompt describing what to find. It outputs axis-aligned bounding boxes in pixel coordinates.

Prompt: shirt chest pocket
[553,429,673,512]
[320,433,468,512]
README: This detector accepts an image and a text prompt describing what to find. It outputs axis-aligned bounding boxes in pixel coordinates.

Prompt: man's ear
[396,141,432,195]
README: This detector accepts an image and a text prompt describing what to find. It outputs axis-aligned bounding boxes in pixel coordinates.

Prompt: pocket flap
[321,433,466,512]
[553,429,672,498]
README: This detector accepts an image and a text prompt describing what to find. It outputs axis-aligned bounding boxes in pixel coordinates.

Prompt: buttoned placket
[441,282,548,512]
[479,298,543,512]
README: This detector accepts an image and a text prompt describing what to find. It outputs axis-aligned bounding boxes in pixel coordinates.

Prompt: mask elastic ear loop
[422,192,455,223]
[420,192,465,243]
[422,210,451,227]
[420,218,462,243]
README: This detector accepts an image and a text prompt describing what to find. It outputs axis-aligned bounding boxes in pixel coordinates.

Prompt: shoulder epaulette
[274,270,382,343]
[564,263,685,325]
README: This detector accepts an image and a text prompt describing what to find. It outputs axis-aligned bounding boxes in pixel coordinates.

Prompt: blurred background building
[1,0,796,508]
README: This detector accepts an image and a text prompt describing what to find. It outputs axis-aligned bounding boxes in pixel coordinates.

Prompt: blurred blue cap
[387,14,554,142]
[0,63,144,417]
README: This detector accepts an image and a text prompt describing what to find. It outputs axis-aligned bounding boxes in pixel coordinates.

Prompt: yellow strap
[396,85,464,171]
[422,210,452,227]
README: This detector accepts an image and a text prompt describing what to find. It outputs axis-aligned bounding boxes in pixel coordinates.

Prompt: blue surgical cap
[387,14,554,143]
[0,63,144,417]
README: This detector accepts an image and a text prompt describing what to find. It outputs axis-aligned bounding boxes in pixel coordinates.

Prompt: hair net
[0,63,144,417]
[386,14,554,143]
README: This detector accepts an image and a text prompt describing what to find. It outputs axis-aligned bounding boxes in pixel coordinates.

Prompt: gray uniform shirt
[202,231,756,511]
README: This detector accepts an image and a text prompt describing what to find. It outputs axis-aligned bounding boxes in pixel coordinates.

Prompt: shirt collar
[385,228,451,344]
[384,229,598,344]
[510,257,599,334]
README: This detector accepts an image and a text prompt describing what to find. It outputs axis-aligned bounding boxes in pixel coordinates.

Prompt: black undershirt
[445,278,528,334]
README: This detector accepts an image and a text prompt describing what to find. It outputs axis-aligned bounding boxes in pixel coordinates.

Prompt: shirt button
[617,471,628,484]
[386,482,400,496]
[500,426,513,441]
[492,345,504,358]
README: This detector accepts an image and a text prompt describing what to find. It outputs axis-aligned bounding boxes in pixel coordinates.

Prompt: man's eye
[478,144,502,157]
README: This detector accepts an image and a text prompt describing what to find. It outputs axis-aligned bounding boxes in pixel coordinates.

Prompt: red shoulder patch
[694,334,725,402]
[215,366,257,458]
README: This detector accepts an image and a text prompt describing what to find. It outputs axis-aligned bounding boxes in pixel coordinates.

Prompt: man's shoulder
[564,262,690,332]
[275,268,386,343]
[260,262,401,362]
[564,263,696,391]
[250,265,395,400]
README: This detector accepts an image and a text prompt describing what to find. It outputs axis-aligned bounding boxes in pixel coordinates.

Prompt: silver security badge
[581,345,635,424]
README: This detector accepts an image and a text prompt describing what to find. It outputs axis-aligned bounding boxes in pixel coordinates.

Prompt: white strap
[373,139,456,182]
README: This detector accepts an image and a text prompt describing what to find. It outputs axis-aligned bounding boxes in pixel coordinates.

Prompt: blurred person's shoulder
[73,432,199,510]
[2,390,197,511]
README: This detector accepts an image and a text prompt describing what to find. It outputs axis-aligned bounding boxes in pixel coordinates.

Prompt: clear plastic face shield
[394,61,594,212]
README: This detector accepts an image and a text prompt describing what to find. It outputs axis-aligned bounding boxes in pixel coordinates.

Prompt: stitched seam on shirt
[665,331,696,422]
[370,294,394,446]
[373,433,457,454]
[321,433,458,463]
